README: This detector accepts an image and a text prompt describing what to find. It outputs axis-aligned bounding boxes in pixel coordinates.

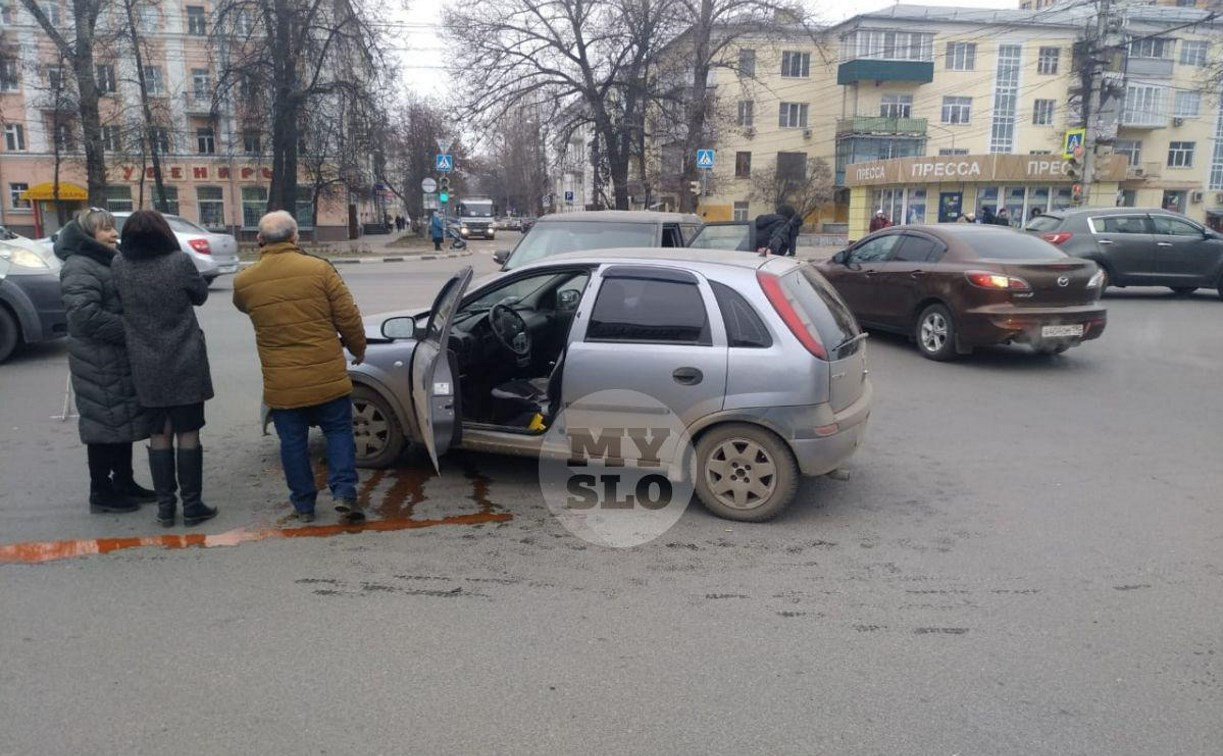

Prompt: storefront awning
[19,182,88,201]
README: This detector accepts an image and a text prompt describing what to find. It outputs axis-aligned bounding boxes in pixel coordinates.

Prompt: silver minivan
[348,249,872,521]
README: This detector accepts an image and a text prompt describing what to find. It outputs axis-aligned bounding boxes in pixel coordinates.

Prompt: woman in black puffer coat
[56,209,154,513]
[112,210,217,527]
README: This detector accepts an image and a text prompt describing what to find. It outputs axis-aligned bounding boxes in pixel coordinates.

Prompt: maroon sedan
[814,224,1107,360]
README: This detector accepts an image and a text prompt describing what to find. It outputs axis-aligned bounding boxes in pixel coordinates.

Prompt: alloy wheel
[920,312,949,354]
[704,438,778,510]
[352,399,390,459]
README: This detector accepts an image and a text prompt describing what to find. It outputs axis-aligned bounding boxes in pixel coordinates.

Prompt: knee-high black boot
[177,446,217,527]
[148,448,178,527]
[88,444,138,514]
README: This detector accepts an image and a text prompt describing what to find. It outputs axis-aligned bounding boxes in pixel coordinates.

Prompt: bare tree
[379,97,461,221]
[18,0,114,206]
[117,0,170,212]
[478,105,550,216]
[750,154,833,224]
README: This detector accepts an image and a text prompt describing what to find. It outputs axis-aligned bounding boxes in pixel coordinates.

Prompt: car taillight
[1041,231,1073,245]
[188,238,211,255]
[965,270,1031,291]
[756,271,827,360]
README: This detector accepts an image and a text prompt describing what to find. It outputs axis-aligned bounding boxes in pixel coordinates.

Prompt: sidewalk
[239,231,474,265]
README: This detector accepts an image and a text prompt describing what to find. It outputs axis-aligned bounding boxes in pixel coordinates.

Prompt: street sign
[436,154,453,173]
[696,149,715,170]
[1063,129,1086,159]
[436,138,453,155]
[564,190,575,204]
[421,177,437,193]
[542,194,552,205]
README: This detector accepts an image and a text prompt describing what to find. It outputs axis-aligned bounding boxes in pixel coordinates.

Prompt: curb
[239,250,473,268]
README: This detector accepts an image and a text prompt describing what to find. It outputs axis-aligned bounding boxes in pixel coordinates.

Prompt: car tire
[915,303,958,361]
[351,385,405,468]
[1169,286,1196,296]
[693,423,798,523]
[0,306,19,364]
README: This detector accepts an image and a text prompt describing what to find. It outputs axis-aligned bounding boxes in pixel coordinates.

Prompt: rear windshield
[785,266,862,358]
[964,232,1067,260]
[1024,215,1063,232]
[506,221,656,269]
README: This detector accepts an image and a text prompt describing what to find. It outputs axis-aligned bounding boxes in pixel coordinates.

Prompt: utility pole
[1080,0,1125,206]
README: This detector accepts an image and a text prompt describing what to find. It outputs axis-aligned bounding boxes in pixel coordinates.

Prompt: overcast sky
[390,0,1018,98]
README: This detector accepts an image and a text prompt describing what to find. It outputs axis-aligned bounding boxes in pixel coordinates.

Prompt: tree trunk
[268,0,299,215]
[680,1,713,214]
[71,8,108,209]
[123,0,168,212]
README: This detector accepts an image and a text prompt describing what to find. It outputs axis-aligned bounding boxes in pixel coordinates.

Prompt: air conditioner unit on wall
[1190,190,1204,203]
[1173,117,1185,127]
[802,128,812,139]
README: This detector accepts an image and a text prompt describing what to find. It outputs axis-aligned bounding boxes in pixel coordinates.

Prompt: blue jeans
[270,395,358,513]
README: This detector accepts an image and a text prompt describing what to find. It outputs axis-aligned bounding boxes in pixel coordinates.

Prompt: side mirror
[831,250,849,265]
[558,289,581,310]
[492,249,510,265]
[381,316,417,340]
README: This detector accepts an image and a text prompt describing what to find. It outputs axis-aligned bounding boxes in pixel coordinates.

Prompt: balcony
[1120,113,1167,129]
[1126,162,1162,180]
[1126,57,1174,80]
[183,93,215,115]
[836,116,927,136]
[837,59,934,85]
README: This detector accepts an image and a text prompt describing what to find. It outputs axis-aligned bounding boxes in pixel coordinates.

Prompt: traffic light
[689,180,700,196]
[438,175,451,204]
[1071,183,1084,205]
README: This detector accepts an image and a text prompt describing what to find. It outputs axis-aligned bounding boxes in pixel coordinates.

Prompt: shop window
[197,186,225,229]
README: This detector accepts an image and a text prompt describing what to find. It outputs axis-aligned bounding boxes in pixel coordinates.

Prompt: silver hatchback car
[348,249,872,521]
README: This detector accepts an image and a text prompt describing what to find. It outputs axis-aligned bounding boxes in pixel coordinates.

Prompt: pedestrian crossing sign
[696,149,715,170]
[1063,129,1085,160]
[436,154,454,173]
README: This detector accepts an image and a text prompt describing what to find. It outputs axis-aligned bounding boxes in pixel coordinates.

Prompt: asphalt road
[1,245,1220,755]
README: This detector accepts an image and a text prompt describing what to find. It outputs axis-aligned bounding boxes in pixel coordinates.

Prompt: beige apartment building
[690,3,1223,239]
[0,2,379,240]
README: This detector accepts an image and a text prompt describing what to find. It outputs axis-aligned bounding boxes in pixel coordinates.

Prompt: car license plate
[1041,324,1083,338]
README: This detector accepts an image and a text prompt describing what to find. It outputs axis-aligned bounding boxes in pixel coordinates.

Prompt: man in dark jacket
[869,210,891,232]
[755,205,802,256]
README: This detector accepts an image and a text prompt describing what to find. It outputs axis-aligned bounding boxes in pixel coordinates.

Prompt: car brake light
[1041,231,1073,245]
[188,238,212,255]
[965,270,1031,290]
[757,271,827,359]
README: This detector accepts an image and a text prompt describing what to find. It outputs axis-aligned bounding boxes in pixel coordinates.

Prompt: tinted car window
[1095,216,1150,234]
[506,221,657,269]
[711,281,771,348]
[788,266,863,358]
[1151,215,1202,237]
[962,232,1067,260]
[848,234,901,263]
[1025,215,1062,232]
[587,277,710,344]
[661,226,682,247]
[894,235,941,263]
[690,224,752,251]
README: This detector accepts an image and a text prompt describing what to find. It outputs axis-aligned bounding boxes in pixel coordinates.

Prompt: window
[1123,85,1164,126]
[38,1,60,24]
[9,182,30,209]
[1033,99,1056,125]
[0,58,18,91]
[737,100,753,128]
[1129,37,1173,59]
[1114,139,1142,166]
[197,186,225,228]
[186,5,206,35]
[848,234,901,263]
[843,30,933,62]
[196,126,215,154]
[587,274,709,345]
[1174,91,1200,117]
[734,151,751,178]
[938,148,968,156]
[941,96,972,124]
[1211,105,1223,189]
[1167,141,1195,168]
[46,65,64,91]
[1037,46,1059,74]
[144,66,164,95]
[1180,40,1209,66]
[136,4,158,31]
[738,48,755,77]
[781,51,810,78]
[243,129,261,154]
[1094,215,1150,234]
[191,68,210,101]
[3,123,23,151]
[95,64,116,94]
[104,185,133,213]
[242,186,267,229]
[945,42,976,71]
[234,9,252,36]
[778,102,808,129]
[777,152,807,181]
[990,44,1021,154]
[879,94,912,119]
[1029,150,1052,155]
[711,281,771,348]
[1151,215,1202,236]
[53,122,74,151]
[732,200,749,222]
[150,126,170,153]
[101,125,122,151]
[296,187,314,229]
[151,185,179,215]
[894,235,942,263]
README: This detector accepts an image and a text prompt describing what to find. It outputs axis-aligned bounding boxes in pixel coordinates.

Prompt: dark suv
[1026,207,1223,299]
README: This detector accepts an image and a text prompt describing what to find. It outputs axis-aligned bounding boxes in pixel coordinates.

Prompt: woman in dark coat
[111,210,217,527]
[56,209,154,513]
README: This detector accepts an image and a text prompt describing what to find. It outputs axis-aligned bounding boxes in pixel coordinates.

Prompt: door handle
[1156,242,1173,247]
[910,270,925,278]
[864,269,878,276]
[672,367,703,385]
[1097,239,1113,245]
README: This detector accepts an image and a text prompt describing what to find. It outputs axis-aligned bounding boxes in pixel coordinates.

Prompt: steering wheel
[489,303,532,358]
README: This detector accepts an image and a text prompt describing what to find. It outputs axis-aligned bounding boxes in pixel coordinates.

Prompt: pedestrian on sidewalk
[112,210,217,528]
[232,211,368,524]
[430,211,444,251]
[55,209,155,515]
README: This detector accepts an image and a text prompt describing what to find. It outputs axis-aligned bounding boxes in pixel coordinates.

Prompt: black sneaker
[336,498,365,523]
[296,510,316,524]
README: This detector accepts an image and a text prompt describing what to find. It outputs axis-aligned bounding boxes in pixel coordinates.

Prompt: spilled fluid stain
[0,458,511,565]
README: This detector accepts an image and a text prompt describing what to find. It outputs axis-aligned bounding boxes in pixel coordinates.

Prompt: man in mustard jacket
[233,211,368,523]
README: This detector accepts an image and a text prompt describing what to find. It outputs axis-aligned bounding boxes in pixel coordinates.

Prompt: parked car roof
[535,210,703,224]
[516,246,784,271]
